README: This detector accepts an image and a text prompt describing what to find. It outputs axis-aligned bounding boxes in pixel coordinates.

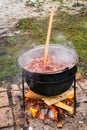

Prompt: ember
[25,89,74,127]
[25,98,64,123]
[24,56,73,73]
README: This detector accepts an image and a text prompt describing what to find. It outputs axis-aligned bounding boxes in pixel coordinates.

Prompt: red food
[24,56,73,73]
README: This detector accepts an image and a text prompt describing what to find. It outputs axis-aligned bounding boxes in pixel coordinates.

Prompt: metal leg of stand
[74,75,76,115]
[22,71,25,111]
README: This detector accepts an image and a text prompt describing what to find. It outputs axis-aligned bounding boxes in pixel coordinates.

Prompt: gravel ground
[0,0,61,38]
[1,0,87,38]
[0,79,87,130]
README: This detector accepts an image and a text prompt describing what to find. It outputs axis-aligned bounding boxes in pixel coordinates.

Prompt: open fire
[24,88,74,128]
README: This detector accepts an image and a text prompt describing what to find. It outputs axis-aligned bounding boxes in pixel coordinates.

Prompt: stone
[11,91,22,105]
[0,107,13,128]
[20,82,29,90]
[79,121,84,124]
[28,126,33,130]
[0,127,14,130]
[76,79,87,90]
[0,87,7,92]
[0,92,9,107]
[29,119,54,130]
[77,102,87,113]
[13,104,25,125]
[0,29,8,34]
[15,126,23,130]
[11,84,19,91]
[11,89,25,126]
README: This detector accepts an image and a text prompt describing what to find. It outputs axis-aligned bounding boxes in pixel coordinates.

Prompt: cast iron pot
[18,44,78,96]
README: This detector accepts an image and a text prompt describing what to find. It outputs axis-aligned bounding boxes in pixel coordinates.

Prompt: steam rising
[18,44,78,73]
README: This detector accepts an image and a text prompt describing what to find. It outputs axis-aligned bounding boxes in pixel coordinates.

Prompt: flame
[29,107,38,117]
[67,94,74,100]
[25,97,30,101]
[59,108,63,115]
[38,112,42,119]
[67,94,74,106]
[24,91,74,123]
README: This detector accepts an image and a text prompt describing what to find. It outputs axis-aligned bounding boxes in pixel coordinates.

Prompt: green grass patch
[52,0,63,3]
[0,55,18,79]
[17,11,87,76]
[0,35,34,81]
[8,37,15,44]
[53,12,87,63]
[17,18,48,44]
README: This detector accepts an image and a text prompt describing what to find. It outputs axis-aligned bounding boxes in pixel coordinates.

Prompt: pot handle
[64,67,69,71]
[63,67,70,74]
[56,67,70,73]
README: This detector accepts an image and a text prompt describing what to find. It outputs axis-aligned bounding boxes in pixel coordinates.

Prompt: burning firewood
[25,89,74,102]
[55,102,74,115]
[24,88,75,128]
[29,107,38,117]
[25,89,44,100]
[25,89,74,115]
[42,89,74,105]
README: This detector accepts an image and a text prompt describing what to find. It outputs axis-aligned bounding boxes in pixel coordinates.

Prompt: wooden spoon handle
[44,6,55,64]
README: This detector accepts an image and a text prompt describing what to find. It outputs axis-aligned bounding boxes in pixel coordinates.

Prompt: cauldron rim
[18,44,78,74]
[23,64,77,75]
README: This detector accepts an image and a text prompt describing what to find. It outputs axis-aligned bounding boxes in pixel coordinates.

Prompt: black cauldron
[18,44,78,96]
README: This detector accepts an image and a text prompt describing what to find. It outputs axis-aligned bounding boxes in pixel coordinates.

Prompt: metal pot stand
[22,70,77,115]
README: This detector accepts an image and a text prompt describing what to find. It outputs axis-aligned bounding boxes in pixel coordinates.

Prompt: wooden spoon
[43,6,55,65]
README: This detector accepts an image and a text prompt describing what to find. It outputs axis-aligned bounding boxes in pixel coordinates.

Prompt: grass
[0,35,33,81]
[52,0,63,3]
[0,7,87,82]
[17,18,48,44]
[53,12,87,61]
[0,55,18,78]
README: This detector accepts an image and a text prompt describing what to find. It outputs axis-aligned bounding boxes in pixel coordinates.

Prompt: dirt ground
[0,78,87,130]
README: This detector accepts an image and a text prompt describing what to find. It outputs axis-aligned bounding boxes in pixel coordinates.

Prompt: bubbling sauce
[24,56,74,73]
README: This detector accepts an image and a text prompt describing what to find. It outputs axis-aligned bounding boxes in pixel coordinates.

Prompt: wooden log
[25,90,45,100]
[25,89,74,115]
[57,120,63,128]
[25,89,74,104]
[55,102,74,115]
[42,89,74,105]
